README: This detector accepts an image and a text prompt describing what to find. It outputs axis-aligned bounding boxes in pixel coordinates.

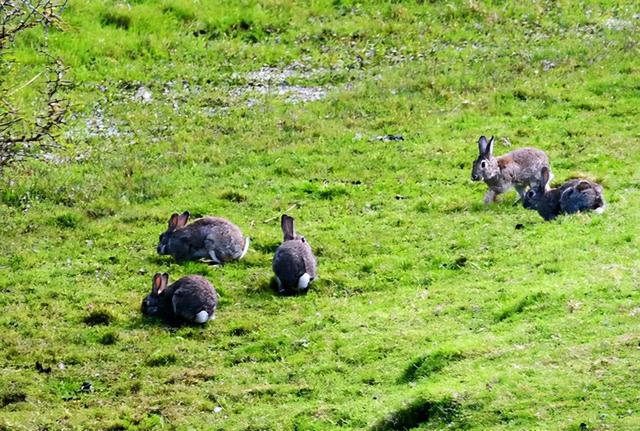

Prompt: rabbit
[272,214,317,294]
[523,166,606,221]
[141,273,218,323]
[157,211,250,264]
[471,135,552,204]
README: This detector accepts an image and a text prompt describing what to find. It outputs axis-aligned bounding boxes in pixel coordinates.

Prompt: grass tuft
[100,8,132,30]
[372,396,462,431]
[0,391,27,408]
[146,352,178,367]
[98,331,119,345]
[495,292,548,322]
[219,190,247,202]
[53,212,82,228]
[83,309,115,326]
[399,349,465,383]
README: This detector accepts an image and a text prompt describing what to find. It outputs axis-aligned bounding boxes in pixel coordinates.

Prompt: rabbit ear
[541,167,550,188]
[177,211,190,228]
[158,273,169,295]
[487,136,495,157]
[152,273,164,294]
[168,213,179,231]
[478,136,488,155]
[575,181,592,192]
[281,214,295,241]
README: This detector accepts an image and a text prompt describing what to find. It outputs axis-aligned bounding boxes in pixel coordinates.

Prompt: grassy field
[1,0,640,429]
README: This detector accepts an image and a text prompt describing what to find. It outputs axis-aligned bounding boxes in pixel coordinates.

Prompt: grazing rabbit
[157,211,249,264]
[272,214,317,294]
[523,167,606,221]
[141,273,218,324]
[471,135,551,204]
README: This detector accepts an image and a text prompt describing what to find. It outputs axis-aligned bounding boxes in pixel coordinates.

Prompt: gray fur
[272,214,317,294]
[471,135,551,204]
[157,211,249,263]
[141,273,218,324]
[523,167,606,221]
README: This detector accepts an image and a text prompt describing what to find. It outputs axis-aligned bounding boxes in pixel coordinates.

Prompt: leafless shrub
[0,0,69,175]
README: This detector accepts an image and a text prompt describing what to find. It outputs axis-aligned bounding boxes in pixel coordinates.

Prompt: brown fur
[497,156,512,170]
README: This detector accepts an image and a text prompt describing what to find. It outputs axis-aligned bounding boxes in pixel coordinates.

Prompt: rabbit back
[560,180,605,215]
[164,217,247,262]
[171,275,218,323]
[272,240,316,291]
[500,148,550,187]
[163,226,207,260]
[198,217,247,262]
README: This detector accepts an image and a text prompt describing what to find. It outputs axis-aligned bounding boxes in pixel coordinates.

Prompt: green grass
[1,0,640,429]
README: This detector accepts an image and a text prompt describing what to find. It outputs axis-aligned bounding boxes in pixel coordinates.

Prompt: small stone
[134,86,153,103]
[541,60,556,71]
[374,134,404,142]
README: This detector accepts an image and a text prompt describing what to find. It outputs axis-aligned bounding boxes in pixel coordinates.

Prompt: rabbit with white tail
[471,135,551,204]
[157,211,249,264]
[523,167,606,221]
[272,214,317,294]
[141,273,218,324]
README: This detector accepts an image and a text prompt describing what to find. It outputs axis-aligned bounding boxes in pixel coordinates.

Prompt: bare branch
[0,0,69,174]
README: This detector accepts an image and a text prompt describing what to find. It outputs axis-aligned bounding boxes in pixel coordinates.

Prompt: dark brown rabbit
[157,211,249,264]
[141,273,218,323]
[272,215,317,294]
[471,135,551,204]
[523,167,606,221]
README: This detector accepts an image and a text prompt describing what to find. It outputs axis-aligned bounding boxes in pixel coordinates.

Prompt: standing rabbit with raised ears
[272,215,317,294]
[141,273,218,324]
[523,167,606,221]
[157,211,249,264]
[471,135,551,204]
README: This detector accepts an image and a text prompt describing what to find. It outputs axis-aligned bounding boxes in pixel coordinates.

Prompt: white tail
[298,273,311,289]
[194,310,209,323]
[239,237,251,259]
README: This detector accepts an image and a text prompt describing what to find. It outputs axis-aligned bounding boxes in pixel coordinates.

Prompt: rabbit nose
[471,174,479,181]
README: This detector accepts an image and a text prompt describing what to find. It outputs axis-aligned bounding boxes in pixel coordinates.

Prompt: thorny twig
[0,0,68,173]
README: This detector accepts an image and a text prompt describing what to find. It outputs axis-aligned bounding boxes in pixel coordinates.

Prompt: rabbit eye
[480,160,487,169]
[527,190,535,198]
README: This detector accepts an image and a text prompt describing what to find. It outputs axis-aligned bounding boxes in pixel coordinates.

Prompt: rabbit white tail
[298,273,311,289]
[240,237,251,259]
[194,310,209,323]
[594,202,606,214]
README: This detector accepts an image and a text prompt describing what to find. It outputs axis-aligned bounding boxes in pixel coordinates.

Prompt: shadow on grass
[495,291,548,322]
[398,349,465,383]
[145,253,266,271]
[244,276,311,298]
[250,240,280,255]
[371,396,462,431]
[126,314,214,330]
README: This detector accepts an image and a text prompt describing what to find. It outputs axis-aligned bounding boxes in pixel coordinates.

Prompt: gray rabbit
[523,167,606,221]
[471,135,551,204]
[141,273,218,323]
[272,215,317,294]
[157,211,249,264]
